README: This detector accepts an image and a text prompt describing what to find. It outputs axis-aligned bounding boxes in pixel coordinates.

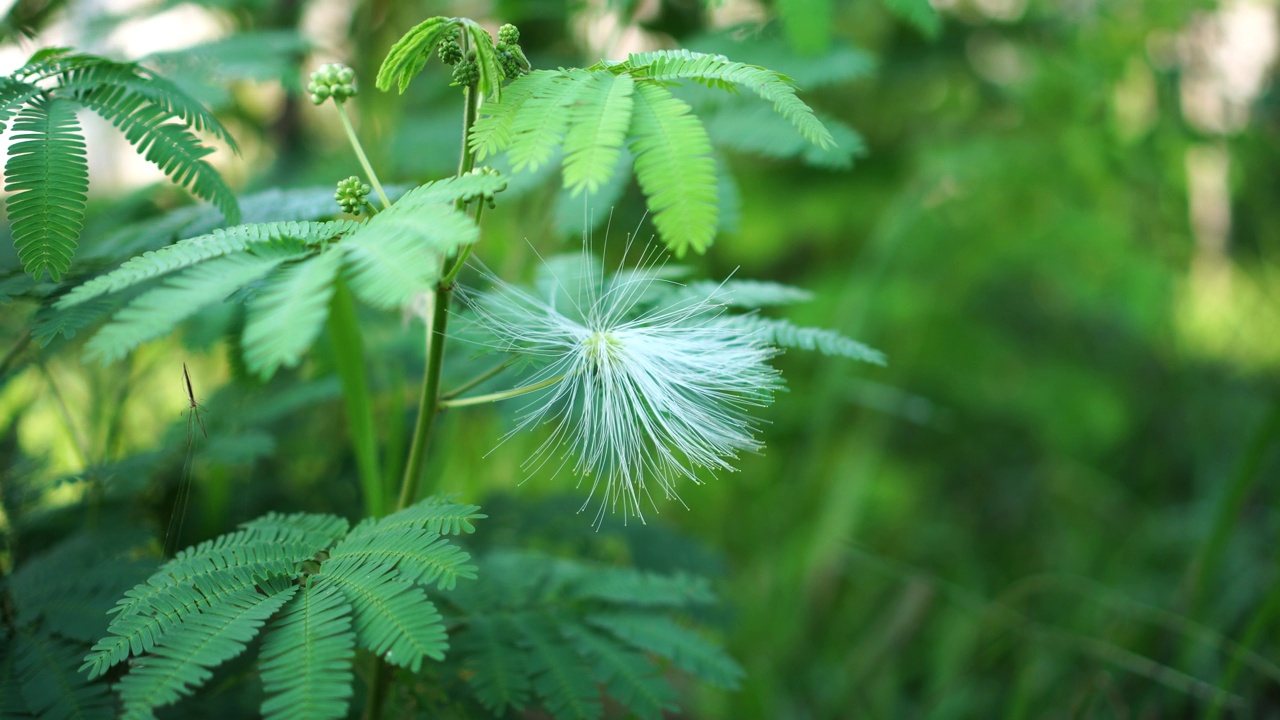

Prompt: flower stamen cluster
[459,250,780,524]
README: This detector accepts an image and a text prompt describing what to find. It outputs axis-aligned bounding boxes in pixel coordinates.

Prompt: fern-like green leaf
[0,77,42,133]
[513,614,603,720]
[346,494,485,540]
[463,19,504,101]
[58,220,358,308]
[507,69,591,172]
[237,510,349,547]
[322,559,448,672]
[628,81,717,256]
[84,240,309,363]
[327,526,476,591]
[14,633,114,720]
[589,611,744,689]
[563,71,634,196]
[77,83,240,224]
[562,624,677,720]
[116,586,297,720]
[624,49,835,149]
[469,70,559,160]
[673,279,814,308]
[5,96,88,281]
[375,16,454,94]
[730,315,886,364]
[339,182,478,309]
[241,247,344,378]
[705,101,863,169]
[259,583,355,720]
[454,615,533,714]
[84,559,303,680]
[55,56,238,150]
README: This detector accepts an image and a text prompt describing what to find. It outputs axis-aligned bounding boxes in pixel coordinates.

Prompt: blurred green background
[2,0,1279,716]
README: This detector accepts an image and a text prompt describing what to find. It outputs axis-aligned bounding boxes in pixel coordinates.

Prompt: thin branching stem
[439,375,563,408]
[442,359,514,400]
[336,102,391,209]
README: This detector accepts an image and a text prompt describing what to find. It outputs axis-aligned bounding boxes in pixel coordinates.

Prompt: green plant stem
[440,375,562,408]
[442,359,513,399]
[336,101,391,209]
[393,82,482,512]
[38,360,90,468]
[328,279,385,516]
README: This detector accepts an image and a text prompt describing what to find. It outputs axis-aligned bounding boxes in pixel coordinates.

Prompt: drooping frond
[563,71,634,196]
[58,220,358,308]
[464,19,505,101]
[55,56,238,150]
[321,560,448,672]
[452,615,532,714]
[690,31,876,89]
[33,295,115,348]
[621,49,835,149]
[326,526,477,591]
[443,550,740,718]
[0,77,42,133]
[116,586,297,720]
[376,16,455,94]
[589,611,744,689]
[13,634,114,720]
[259,583,355,720]
[76,83,240,224]
[241,247,344,378]
[561,624,677,720]
[566,567,717,608]
[628,81,717,256]
[339,182,479,309]
[83,240,310,364]
[670,279,814,308]
[505,69,591,172]
[5,97,88,281]
[83,558,304,680]
[469,70,559,160]
[730,314,886,364]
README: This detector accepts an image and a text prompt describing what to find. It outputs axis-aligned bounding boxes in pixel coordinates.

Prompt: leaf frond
[469,70,561,160]
[259,583,355,720]
[628,82,717,256]
[506,69,592,172]
[58,220,358,308]
[376,16,455,94]
[5,96,88,280]
[623,49,835,149]
[327,526,476,591]
[730,315,886,364]
[242,247,344,378]
[14,633,114,720]
[589,611,745,689]
[452,615,532,714]
[83,240,311,364]
[347,494,485,539]
[116,586,297,720]
[322,561,447,671]
[339,183,478,309]
[562,624,677,720]
[76,83,240,223]
[512,614,603,720]
[563,71,635,196]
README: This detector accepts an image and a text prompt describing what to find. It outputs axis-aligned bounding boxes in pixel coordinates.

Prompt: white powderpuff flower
[458,249,781,523]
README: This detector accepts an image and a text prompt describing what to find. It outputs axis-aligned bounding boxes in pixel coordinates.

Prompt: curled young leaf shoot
[458,249,781,524]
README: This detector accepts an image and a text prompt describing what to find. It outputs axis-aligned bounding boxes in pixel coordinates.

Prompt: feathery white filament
[459,249,780,523]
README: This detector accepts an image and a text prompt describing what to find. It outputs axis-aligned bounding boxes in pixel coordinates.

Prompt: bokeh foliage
[2,0,1279,717]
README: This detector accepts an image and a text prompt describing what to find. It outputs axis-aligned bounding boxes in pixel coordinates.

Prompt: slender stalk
[38,361,90,468]
[394,80,482,511]
[336,102,391,209]
[442,359,513,400]
[440,375,562,408]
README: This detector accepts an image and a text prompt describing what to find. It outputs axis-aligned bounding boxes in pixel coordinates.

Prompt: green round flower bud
[498,23,519,45]
[438,27,463,65]
[307,63,358,105]
[335,175,372,215]
[452,57,479,87]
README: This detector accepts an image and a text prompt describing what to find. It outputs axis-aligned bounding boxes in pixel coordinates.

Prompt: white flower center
[582,330,624,369]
